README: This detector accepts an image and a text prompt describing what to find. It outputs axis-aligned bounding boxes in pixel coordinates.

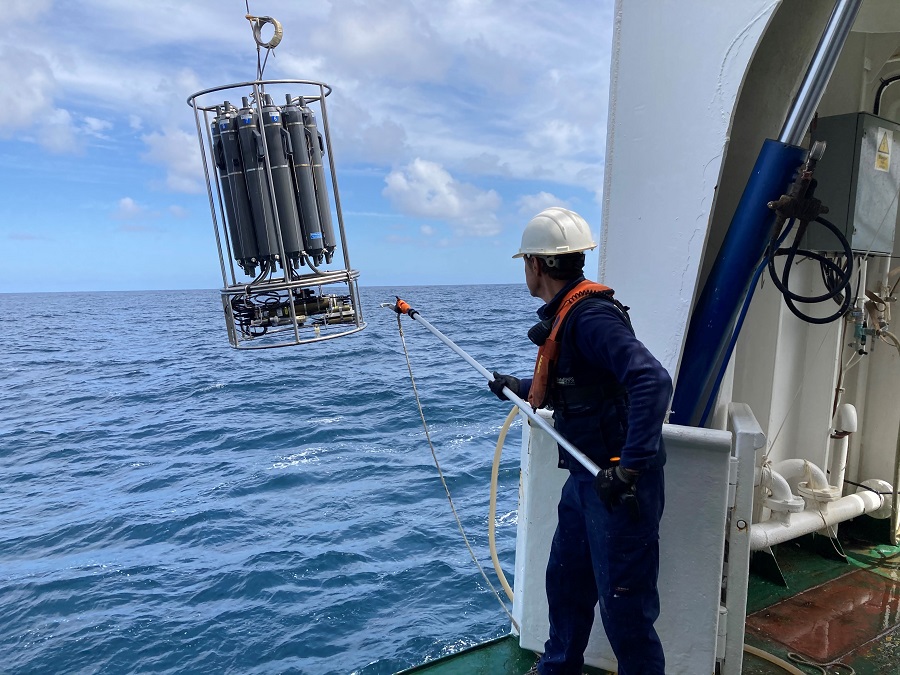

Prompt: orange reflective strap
[527,281,613,409]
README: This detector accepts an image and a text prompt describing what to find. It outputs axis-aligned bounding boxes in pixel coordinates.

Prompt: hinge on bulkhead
[716,605,728,662]
[727,456,739,508]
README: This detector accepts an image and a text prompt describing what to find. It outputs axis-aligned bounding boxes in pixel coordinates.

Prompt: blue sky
[1,0,613,292]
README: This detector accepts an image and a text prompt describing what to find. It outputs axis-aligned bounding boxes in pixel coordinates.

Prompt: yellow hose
[489,406,519,602]
[742,645,808,674]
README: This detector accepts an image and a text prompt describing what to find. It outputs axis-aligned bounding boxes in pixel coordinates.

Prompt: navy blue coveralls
[518,276,672,675]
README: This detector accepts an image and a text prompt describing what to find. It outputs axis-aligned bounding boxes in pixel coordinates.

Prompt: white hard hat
[513,207,597,259]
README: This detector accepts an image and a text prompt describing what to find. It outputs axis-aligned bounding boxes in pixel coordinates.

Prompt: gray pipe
[779,0,864,145]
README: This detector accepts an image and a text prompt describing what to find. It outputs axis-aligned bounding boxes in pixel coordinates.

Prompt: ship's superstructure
[599,0,900,671]
[403,1,900,673]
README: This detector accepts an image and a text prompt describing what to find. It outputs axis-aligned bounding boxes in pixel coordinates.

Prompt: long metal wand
[388,297,601,477]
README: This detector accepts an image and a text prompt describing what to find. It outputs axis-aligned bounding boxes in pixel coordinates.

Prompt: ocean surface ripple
[0,285,540,674]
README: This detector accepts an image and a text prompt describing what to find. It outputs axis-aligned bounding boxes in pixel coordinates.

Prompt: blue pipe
[671,139,807,427]
[696,221,795,428]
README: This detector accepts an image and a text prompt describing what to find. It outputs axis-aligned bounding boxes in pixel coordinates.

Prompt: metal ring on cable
[247,15,283,49]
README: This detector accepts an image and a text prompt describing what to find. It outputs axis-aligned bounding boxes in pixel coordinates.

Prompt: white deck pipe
[749,489,884,550]
[770,458,830,491]
[756,466,797,506]
[828,403,857,498]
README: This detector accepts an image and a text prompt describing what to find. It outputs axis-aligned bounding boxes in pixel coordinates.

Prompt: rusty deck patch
[746,568,900,664]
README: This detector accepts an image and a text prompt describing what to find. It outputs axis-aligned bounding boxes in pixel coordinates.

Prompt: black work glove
[489,372,520,401]
[594,466,640,520]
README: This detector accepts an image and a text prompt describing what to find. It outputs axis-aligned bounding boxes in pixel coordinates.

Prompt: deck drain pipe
[770,458,830,493]
[749,480,892,550]
[756,466,805,513]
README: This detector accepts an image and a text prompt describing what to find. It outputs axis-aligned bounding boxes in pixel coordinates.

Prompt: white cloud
[274,1,610,188]
[0,2,211,176]
[141,129,203,194]
[517,192,567,216]
[0,44,80,153]
[0,0,52,24]
[310,1,451,83]
[112,197,147,220]
[0,45,52,129]
[83,117,113,138]
[420,225,436,236]
[168,205,188,219]
[525,119,586,157]
[39,1,246,52]
[0,1,614,195]
[383,158,501,236]
[35,109,79,153]
[322,89,410,165]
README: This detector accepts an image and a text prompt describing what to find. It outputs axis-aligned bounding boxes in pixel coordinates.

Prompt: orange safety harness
[528,280,614,409]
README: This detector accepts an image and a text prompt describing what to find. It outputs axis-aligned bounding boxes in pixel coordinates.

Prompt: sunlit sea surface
[0,285,542,674]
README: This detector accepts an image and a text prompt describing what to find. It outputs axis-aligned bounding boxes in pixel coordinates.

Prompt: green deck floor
[398,528,900,675]
[395,635,612,675]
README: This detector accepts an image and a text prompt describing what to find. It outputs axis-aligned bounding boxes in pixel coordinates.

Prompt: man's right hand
[594,466,641,521]
[489,372,520,401]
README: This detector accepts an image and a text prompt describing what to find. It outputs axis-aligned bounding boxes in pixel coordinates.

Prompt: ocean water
[0,285,542,675]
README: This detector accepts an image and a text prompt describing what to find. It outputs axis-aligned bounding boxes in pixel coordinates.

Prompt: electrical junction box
[804,112,900,256]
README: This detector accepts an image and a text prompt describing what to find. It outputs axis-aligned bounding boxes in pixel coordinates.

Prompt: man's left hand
[489,372,520,401]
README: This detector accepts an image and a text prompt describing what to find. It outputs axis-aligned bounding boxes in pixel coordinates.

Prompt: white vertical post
[722,403,767,675]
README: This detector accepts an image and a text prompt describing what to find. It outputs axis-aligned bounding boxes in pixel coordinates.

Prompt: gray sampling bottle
[237,96,280,264]
[298,97,337,263]
[213,102,259,276]
[261,94,303,265]
[282,94,325,265]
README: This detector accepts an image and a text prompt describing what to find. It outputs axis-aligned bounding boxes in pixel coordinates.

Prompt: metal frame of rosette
[187,79,365,349]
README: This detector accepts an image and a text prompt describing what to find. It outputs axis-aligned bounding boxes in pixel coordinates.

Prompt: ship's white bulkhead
[509,1,900,673]
[709,0,900,505]
[601,0,900,554]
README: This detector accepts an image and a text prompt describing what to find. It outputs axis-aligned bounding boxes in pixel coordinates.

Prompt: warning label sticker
[875,128,892,172]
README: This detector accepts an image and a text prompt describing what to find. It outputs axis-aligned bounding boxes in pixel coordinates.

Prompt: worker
[489,207,672,675]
